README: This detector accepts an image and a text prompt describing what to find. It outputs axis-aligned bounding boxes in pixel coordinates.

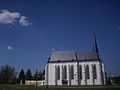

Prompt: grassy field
[0,85,120,90]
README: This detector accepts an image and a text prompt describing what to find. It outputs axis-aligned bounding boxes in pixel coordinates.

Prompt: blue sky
[0,0,120,75]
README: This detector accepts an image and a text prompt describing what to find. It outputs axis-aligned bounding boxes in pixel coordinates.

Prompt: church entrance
[62,80,68,85]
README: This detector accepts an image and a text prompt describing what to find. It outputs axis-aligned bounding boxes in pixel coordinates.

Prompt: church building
[45,34,106,86]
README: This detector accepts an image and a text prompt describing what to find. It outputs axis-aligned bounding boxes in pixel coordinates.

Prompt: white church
[45,35,106,86]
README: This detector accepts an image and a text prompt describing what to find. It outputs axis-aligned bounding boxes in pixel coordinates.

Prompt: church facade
[45,35,106,86]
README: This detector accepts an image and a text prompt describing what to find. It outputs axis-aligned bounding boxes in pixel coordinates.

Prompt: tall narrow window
[85,65,90,79]
[70,65,74,79]
[55,66,60,80]
[78,65,82,79]
[92,64,97,79]
[62,66,64,80]
[55,66,57,81]
[62,65,67,80]
[57,66,60,80]
[64,66,67,79]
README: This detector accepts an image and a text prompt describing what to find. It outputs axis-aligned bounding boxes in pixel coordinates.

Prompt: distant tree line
[0,65,45,84]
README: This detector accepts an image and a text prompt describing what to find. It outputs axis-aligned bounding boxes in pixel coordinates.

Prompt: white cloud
[0,9,31,26]
[0,10,20,24]
[8,45,13,50]
[19,16,32,26]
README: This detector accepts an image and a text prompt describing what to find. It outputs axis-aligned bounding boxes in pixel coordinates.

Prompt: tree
[25,69,32,80]
[42,69,45,80]
[18,69,25,84]
[33,70,45,80]
[39,71,43,80]
[33,70,39,80]
[39,70,45,80]
[0,65,16,84]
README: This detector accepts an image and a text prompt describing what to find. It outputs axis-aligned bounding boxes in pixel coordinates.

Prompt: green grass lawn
[0,85,120,90]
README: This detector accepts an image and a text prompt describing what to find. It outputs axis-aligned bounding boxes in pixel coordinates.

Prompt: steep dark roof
[50,51,98,62]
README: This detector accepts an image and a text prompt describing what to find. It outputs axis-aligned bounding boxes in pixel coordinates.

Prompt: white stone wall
[25,80,45,86]
[48,63,56,85]
[46,61,106,86]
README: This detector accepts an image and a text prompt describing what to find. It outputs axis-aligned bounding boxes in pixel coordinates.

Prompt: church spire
[92,32,100,60]
[92,33,104,85]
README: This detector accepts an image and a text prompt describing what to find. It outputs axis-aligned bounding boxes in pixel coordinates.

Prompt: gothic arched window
[55,65,60,80]
[70,65,74,79]
[78,65,82,79]
[92,64,97,79]
[62,65,67,80]
[85,65,90,79]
